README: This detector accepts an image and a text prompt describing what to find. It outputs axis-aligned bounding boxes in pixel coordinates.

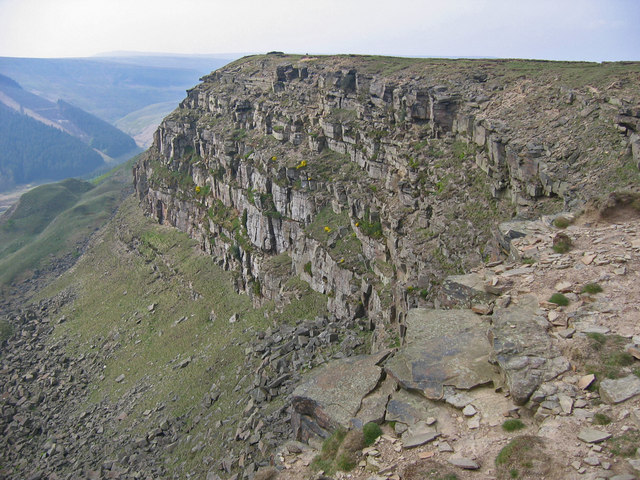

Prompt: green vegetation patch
[502,419,526,432]
[311,428,363,474]
[571,334,635,390]
[363,422,382,446]
[607,429,640,457]
[548,293,569,306]
[581,283,603,294]
[0,161,133,290]
[40,196,329,477]
[495,436,552,480]
[593,413,612,425]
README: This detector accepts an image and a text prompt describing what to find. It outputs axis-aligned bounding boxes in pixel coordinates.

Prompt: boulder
[438,273,496,308]
[385,308,496,400]
[489,295,570,405]
[291,351,389,440]
[600,375,640,404]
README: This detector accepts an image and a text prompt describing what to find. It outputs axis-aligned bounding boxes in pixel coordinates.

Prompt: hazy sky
[0,0,638,61]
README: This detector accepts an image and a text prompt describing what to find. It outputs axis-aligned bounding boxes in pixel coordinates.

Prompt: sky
[0,0,638,61]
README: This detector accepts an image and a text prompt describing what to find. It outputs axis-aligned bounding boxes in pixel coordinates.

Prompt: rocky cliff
[133,53,640,348]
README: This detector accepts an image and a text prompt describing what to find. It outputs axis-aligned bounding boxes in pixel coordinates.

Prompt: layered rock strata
[134,53,640,347]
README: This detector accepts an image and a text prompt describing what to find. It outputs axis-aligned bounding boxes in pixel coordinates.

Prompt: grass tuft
[581,283,603,294]
[363,422,382,446]
[502,419,526,432]
[593,413,612,425]
[549,293,569,306]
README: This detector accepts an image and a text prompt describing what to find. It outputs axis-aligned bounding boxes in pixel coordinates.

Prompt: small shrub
[581,283,603,294]
[552,233,572,253]
[363,422,382,446]
[252,279,261,297]
[549,293,569,306]
[553,216,571,228]
[510,468,519,478]
[502,419,526,432]
[522,257,535,265]
[593,413,612,425]
[303,261,312,276]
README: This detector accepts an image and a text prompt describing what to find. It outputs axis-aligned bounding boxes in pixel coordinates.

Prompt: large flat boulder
[438,273,496,308]
[291,351,389,441]
[489,295,570,405]
[600,375,640,404]
[385,309,495,400]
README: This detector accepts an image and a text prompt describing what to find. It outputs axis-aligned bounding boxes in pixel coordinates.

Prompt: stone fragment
[115,374,125,383]
[600,375,640,404]
[625,345,640,360]
[402,429,440,448]
[462,404,477,417]
[556,328,575,339]
[385,309,495,400]
[448,456,480,470]
[578,374,596,390]
[577,428,611,443]
[559,395,573,414]
[438,441,454,452]
[628,459,640,471]
[583,456,600,466]
[444,390,474,409]
[554,281,573,292]
[471,303,493,315]
[439,273,496,308]
[385,389,442,427]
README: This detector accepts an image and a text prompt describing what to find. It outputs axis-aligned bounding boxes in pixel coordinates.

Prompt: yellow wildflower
[195,186,201,193]
[324,226,331,233]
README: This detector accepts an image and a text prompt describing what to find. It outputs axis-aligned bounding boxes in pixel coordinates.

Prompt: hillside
[0,55,236,132]
[0,159,134,294]
[1,54,640,480]
[0,102,106,189]
[0,73,138,158]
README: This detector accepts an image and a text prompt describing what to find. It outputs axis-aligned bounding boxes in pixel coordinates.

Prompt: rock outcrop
[133,54,640,352]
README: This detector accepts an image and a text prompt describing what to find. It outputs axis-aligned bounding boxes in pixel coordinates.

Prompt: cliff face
[133,54,640,345]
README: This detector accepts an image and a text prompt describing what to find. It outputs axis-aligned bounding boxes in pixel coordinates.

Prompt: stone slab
[291,351,389,435]
[600,375,640,404]
[385,309,495,400]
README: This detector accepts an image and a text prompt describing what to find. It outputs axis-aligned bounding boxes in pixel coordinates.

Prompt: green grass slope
[0,160,133,289]
[38,195,328,476]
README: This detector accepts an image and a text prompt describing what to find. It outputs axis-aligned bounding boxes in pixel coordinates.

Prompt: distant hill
[0,55,236,144]
[0,73,138,158]
[0,102,105,189]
